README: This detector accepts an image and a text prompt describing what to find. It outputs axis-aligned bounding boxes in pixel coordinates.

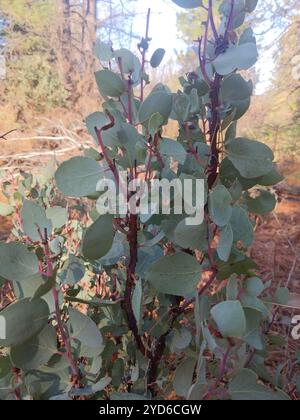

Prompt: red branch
[38,228,79,382]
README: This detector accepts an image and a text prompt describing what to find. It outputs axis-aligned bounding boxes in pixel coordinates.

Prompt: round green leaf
[0,203,13,217]
[229,369,290,400]
[245,277,264,297]
[95,70,125,98]
[172,0,202,8]
[21,200,53,242]
[85,111,110,144]
[230,206,253,247]
[148,112,164,135]
[114,48,141,76]
[46,206,68,230]
[82,214,115,260]
[231,97,251,121]
[94,40,113,62]
[239,28,256,45]
[174,219,207,250]
[0,298,49,347]
[69,308,103,351]
[132,280,142,329]
[138,91,173,125]
[243,308,264,350]
[0,242,39,282]
[220,0,246,16]
[245,190,276,215]
[211,300,246,338]
[173,358,195,398]
[220,74,253,102]
[55,157,104,198]
[275,287,290,305]
[58,254,85,285]
[159,138,187,164]
[10,325,57,371]
[171,328,192,351]
[150,48,166,68]
[217,224,233,262]
[213,43,258,76]
[208,185,232,227]
[226,138,274,179]
[256,166,283,186]
[146,252,201,296]
[245,0,258,13]
[13,273,52,300]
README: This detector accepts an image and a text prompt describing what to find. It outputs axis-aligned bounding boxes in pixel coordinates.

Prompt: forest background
[0,0,299,161]
[0,1,299,398]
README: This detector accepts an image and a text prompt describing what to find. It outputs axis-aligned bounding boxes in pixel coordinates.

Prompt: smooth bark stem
[122,213,151,359]
[209,0,218,40]
[140,8,151,102]
[207,73,222,189]
[52,288,79,380]
[38,228,79,382]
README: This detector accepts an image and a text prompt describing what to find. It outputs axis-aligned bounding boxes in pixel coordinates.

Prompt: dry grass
[0,122,299,398]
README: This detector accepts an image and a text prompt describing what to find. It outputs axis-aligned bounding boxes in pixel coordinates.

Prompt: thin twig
[38,228,79,382]
[0,129,18,140]
[139,8,151,102]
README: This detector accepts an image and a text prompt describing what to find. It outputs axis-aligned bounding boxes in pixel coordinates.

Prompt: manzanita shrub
[0,0,295,400]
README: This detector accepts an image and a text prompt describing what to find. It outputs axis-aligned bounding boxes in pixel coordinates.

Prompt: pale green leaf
[173,358,195,398]
[220,74,252,102]
[132,279,142,330]
[21,200,52,242]
[229,369,290,400]
[0,242,39,282]
[213,43,258,76]
[114,48,141,76]
[69,308,103,351]
[55,157,104,198]
[226,138,274,179]
[58,255,85,285]
[95,70,125,98]
[159,138,187,164]
[150,48,166,68]
[146,252,201,296]
[208,185,232,227]
[172,0,202,8]
[217,224,233,262]
[82,215,115,260]
[0,203,13,217]
[275,287,290,305]
[245,277,264,297]
[138,91,173,125]
[230,206,253,247]
[243,308,264,350]
[10,325,57,371]
[211,300,246,338]
[46,206,68,230]
[94,41,113,62]
[174,219,207,251]
[0,298,49,347]
[245,190,276,215]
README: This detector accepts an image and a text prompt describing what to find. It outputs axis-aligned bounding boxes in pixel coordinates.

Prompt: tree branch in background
[0,129,17,140]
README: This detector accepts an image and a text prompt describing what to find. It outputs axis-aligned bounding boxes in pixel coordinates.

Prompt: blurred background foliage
[175,0,300,159]
[0,0,299,158]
